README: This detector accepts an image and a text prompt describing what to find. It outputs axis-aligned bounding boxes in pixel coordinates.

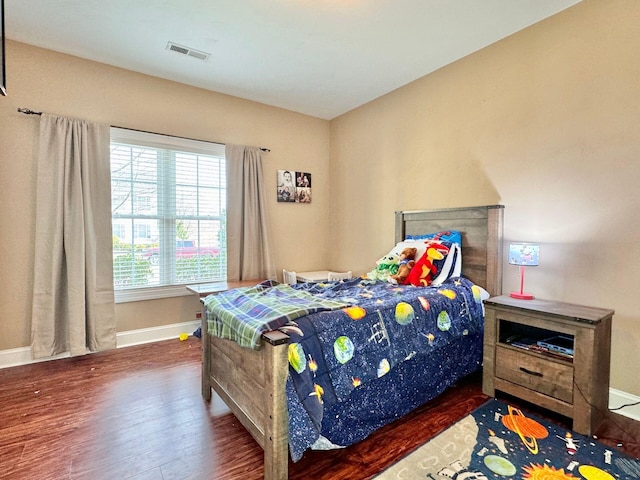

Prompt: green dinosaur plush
[366,253,400,281]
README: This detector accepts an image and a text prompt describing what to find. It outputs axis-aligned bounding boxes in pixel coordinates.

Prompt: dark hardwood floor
[0,337,638,479]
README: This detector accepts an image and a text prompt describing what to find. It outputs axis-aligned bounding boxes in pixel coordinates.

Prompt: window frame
[110,128,227,303]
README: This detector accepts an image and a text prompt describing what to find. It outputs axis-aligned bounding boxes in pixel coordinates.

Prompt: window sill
[115,285,196,303]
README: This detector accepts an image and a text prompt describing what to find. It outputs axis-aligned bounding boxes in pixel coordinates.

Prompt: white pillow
[430,243,462,286]
[386,239,429,262]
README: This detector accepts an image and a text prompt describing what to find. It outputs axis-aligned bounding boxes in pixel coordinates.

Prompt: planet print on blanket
[418,296,431,311]
[288,343,306,373]
[438,288,457,300]
[377,358,390,377]
[395,302,415,325]
[471,284,484,302]
[437,310,452,331]
[334,335,354,364]
[343,306,366,320]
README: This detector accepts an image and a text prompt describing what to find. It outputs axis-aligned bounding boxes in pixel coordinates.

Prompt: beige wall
[329,0,640,395]
[0,40,330,350]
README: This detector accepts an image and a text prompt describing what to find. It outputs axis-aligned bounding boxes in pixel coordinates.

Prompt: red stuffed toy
[406,241,451,287]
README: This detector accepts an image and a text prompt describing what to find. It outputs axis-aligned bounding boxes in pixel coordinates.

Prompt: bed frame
[201,205,504,479]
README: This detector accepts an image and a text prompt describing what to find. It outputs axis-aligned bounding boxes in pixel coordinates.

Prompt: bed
[201,205,504,479]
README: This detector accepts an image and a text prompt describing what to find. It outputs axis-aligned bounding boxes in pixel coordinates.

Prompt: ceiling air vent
[166,42,210,61]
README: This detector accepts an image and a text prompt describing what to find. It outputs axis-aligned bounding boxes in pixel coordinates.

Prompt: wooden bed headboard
[395,205,504,296]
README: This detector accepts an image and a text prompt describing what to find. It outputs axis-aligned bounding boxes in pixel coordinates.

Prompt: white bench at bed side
[282,269,297,285]
[328,271,352,281]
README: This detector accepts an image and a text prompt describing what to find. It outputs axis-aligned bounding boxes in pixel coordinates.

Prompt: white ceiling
[5,0,581,120]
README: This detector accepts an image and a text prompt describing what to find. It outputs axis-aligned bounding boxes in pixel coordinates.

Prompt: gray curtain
[226,145,276,281]
[31,114,116,358]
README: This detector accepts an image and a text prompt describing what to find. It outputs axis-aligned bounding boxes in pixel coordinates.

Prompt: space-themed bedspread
[283,276,488,461]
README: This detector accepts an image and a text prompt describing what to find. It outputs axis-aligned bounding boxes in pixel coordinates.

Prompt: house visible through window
[135,223,151,240]
[110,128,226,302]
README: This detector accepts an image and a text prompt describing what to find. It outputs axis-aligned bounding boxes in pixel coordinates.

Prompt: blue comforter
[281,277,486,460]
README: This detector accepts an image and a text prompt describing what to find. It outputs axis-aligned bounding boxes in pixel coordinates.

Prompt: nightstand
[482,295,613,435]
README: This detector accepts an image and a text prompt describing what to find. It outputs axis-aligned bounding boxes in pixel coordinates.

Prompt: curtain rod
[17,107,271,153]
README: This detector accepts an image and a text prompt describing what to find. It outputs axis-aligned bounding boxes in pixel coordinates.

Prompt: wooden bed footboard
[201,310,290,480]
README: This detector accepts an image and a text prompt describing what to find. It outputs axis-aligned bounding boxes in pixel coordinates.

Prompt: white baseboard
[609,388,640,421]
[0,320,201,369]
[116,320,201,348]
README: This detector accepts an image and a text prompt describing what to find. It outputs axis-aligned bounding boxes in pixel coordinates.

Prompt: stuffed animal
[365,253,400,281]
[388,247,417,285]
[406,241,451,286]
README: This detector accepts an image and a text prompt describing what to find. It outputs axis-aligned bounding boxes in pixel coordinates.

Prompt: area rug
[375,399,640,480]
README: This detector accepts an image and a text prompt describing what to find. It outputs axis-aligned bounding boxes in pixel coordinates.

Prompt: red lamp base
[510,291,534,300]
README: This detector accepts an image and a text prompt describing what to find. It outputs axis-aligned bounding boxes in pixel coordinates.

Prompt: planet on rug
[501,404,549,454]
[374,399,640,480]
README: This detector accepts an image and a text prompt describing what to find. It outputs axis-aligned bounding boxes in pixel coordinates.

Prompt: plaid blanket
[205,281,349,348]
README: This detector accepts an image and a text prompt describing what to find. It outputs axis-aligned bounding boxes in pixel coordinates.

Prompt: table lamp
[509,243,539,300]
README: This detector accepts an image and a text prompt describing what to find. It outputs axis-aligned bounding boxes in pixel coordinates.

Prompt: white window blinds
[110,128,226,301]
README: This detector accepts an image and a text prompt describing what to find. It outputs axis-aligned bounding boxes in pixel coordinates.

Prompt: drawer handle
[519,367,543,377]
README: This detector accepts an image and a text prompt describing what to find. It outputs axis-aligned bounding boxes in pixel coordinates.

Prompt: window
[110,128,226,302]
[135,194,151,211]
[112,223,126,240]
[135,223,151,240]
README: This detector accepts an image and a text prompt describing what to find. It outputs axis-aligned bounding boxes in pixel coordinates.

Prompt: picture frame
[1,0,6,96]
[276,170,296,202]
[277,170,312,203]
[294,171,311,203]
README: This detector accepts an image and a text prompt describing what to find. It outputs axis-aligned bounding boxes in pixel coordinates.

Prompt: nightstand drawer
[495,346,574,403]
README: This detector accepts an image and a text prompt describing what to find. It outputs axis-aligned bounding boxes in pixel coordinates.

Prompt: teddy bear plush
[388,247,417,285]
[365,253,400,281]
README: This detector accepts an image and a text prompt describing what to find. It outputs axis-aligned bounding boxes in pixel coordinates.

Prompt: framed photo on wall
[277,170,312,203]
[277,170,296,202]
[295,171,311,203]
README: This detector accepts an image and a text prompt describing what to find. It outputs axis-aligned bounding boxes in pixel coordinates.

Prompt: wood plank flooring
[0,337,638,479]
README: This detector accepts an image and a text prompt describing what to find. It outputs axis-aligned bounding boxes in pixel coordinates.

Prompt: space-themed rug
[374,399,640,480]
